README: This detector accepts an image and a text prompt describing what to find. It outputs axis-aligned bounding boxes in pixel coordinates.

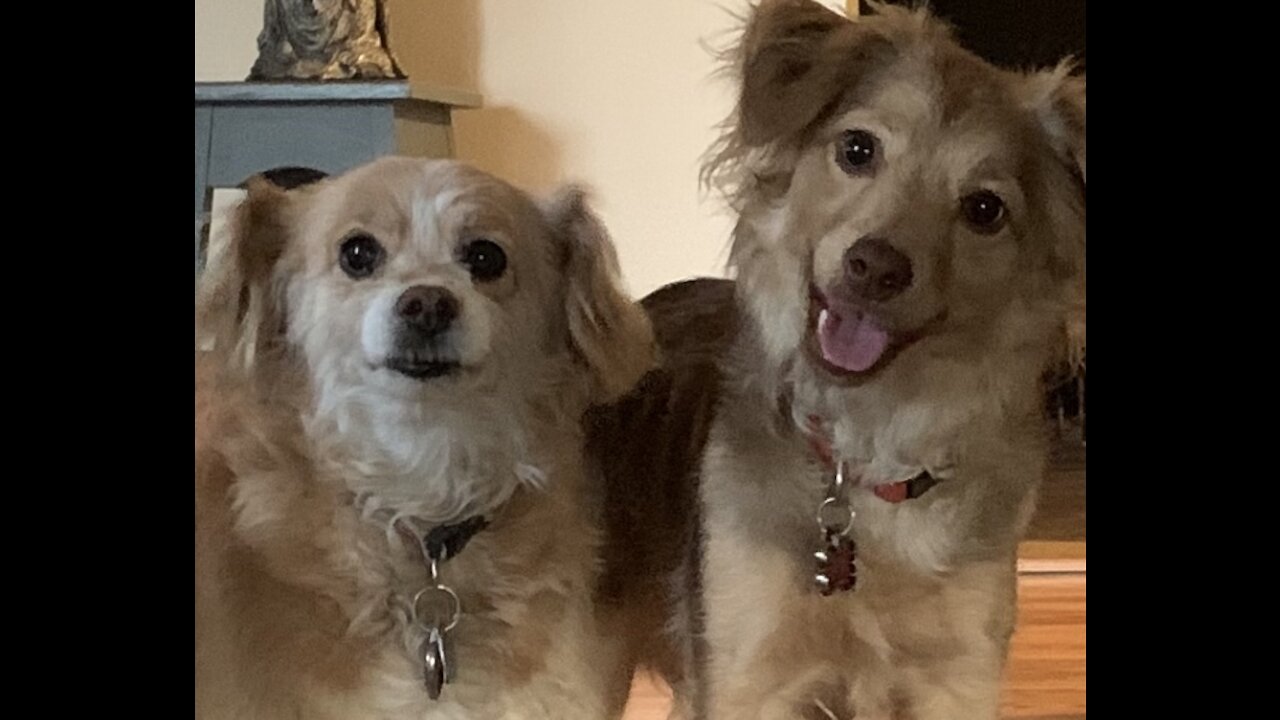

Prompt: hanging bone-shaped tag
[814,532,857,595]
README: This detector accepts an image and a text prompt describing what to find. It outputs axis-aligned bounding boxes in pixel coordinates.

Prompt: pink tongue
[817,307,890,372]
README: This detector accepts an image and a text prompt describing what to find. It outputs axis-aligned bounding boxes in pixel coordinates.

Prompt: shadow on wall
[392,1,564,192]
[389,0,481,90]
[453,106,565,195]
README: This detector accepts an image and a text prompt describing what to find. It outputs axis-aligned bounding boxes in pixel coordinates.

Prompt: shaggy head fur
[706,0,1084,404]
[197,157,654,524]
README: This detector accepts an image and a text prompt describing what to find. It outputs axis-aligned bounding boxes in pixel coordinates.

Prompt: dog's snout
[395,285,459,336]
[844,237,913,302]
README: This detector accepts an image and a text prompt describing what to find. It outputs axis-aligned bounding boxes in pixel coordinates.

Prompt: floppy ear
[1023,64,1086,325]
[195,177,294,376]
[736,0,882,147]
[545,187,656,404]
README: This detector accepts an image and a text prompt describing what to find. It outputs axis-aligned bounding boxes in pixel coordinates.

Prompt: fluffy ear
[545,187,656,404]
[1026,63,1086,183]
[195,177,294,376]
[736,0,882,146]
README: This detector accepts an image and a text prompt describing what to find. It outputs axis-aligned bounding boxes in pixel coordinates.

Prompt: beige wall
[194,1,847,296]
[195,0,261,82]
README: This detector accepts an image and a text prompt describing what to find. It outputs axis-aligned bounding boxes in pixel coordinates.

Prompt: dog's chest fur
[696,374,1026,718]
[710,331,1043,559]
[197,397,610,719]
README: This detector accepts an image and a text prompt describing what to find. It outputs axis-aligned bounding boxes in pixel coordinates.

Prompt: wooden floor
[1002,573,1086,719]
[620,673,675,720]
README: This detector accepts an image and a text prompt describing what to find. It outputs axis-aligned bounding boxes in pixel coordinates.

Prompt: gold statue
[249,0,405,80]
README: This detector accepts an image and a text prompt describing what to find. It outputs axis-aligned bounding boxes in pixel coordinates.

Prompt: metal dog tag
[814,532,857,595]
[814,463,858,596]
[421,626,449,700]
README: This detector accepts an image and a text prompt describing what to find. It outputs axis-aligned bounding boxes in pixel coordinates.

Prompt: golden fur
[592,2,1085,718]
[195,157,654,719]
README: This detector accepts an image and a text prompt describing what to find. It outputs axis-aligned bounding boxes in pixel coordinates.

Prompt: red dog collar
[802,414,938,503]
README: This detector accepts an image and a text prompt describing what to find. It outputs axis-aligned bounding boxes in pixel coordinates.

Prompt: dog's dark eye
[960,190,1008,234]
[338,234,384,279]
[461,239,507,282]
[836,129,878,174]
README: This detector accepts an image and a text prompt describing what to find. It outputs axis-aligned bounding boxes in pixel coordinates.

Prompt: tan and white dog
[591,2,1085,718]
[195,157,654,719]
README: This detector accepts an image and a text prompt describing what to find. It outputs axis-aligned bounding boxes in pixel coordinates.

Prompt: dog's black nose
[395,285,459,336]
[844,237,913,302]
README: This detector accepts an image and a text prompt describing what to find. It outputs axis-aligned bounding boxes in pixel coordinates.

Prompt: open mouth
[804,286,942,380]
[384,356,461,381]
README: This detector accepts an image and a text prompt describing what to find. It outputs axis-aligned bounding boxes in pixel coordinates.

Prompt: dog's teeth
[814,550,829,564]
[814,574,831,591]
